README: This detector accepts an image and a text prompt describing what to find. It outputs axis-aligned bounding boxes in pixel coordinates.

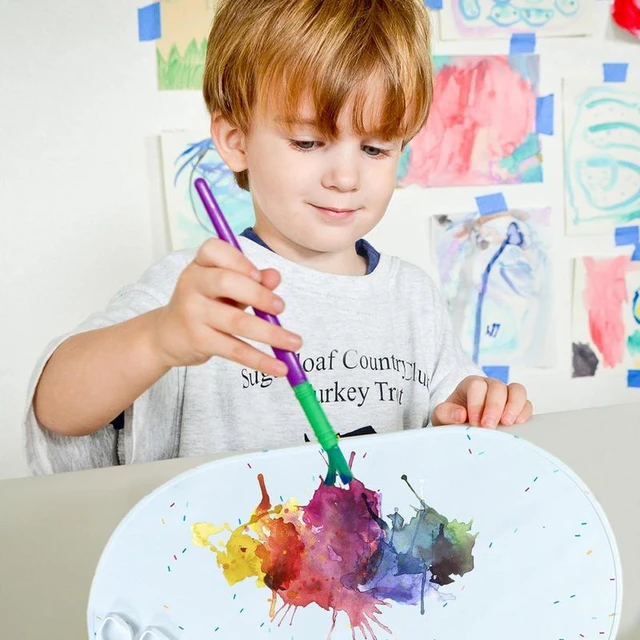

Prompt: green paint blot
[627,330,640,356]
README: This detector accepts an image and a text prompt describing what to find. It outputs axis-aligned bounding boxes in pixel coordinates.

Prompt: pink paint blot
[401,56,537,187]
[583,256,630,368]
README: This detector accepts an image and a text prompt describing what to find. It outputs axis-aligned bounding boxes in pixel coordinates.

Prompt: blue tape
[138,2,161,41]
[476,193,508,216]
[510,33,536,55]
[632,244,640,262]
[615,225,639,246]
[424,0,443,8]
[535,94,554,135]
[603,63,628,83]
[482,366,510,384]
[628,370,640,388]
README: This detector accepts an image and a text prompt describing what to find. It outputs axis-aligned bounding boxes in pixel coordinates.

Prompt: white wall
[1,1,638,479]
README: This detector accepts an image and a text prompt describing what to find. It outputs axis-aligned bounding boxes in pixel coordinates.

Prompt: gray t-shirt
[24,237,481,475]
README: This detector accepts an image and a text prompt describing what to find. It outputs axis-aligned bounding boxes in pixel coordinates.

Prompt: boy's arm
[33,308,170,437]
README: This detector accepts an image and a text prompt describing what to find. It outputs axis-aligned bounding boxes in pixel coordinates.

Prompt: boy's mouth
[311,204,359,220]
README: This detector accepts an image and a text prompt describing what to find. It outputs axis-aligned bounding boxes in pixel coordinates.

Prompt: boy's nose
[321,150,360,192]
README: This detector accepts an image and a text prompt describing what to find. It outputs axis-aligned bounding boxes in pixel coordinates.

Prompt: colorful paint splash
[192,464,476,639]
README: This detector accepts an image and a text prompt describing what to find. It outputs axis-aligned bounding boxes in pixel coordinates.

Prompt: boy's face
[224,81,404,274]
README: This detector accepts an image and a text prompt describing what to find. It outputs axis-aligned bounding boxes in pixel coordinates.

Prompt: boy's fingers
[205,300,302,352]
[514,399,534,425]
[461,376,489,426]
[480,379,508,429]
[193,265,285,317]
[500,383,529,426]
[431,402,467,427]
[194,238,262,281]
[213,333,289,378]
[259,268,281,290]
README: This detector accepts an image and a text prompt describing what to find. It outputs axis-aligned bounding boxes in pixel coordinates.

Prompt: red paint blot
[583,256,630,368]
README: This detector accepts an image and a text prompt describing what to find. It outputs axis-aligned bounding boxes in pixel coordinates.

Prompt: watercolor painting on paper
[439,0,595,40]
[571,254,640,377]
[87,428,621,639]
[564,80,640,235]
[397,55,542,188]
[193,468,476,637]
[432,207,553,368]
[156,0,215,90]
[160,131,255,250]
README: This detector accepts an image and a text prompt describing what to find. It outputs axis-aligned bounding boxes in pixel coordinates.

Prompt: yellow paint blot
[586,549,593,556]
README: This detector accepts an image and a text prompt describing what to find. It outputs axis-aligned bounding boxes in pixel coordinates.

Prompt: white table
[1,403,638,639]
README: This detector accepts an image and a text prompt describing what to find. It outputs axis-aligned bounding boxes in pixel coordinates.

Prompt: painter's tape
[614,225,640,246]
[627,370,640,388]
[603,63,628,83]
[138,2,161,41]
[535,94,554,135]
[482,366,510,384]
[476,193,508,216]
[509,33,536,55]
[423,0,443,9]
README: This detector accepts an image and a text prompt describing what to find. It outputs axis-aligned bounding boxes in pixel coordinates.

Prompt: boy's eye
[363,145,390,158]
[291,140,317,151]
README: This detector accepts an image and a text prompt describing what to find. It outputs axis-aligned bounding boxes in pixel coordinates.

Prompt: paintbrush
[194,177,354,486]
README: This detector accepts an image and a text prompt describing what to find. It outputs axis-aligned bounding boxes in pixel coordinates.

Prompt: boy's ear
[210,113,248,172]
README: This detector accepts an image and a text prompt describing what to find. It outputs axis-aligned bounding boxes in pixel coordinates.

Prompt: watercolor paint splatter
[192,466,476,639]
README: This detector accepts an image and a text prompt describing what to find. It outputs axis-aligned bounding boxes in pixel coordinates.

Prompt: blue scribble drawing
[442,0,593,38]
[472,222,525,363]
[432,208,552,367]
[161,133,255,250]
[565,85,640,234]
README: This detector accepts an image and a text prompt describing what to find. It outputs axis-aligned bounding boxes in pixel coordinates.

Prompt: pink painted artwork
[572,253,640,377]
[397,55,542,188]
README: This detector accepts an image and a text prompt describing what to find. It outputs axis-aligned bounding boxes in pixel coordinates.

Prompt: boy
[25,0,532,474]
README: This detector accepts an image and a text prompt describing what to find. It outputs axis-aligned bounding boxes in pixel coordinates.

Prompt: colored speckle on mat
[167,565,171,572]
[587,550,593,555]
[170,502,176,508]
[178,625,184,630]
[182,547,187,554]
[248,463,252,469]
[525,487,530,492]
[192,461,477,639]
[466,434,471,441]
[553,600,560,604]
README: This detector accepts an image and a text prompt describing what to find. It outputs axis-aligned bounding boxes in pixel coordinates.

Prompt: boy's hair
[203,0,433,191]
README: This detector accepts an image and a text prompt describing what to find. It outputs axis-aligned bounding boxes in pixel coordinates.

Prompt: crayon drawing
[564,80,640,235]
[160,131,255,250]
[432,208,553,367]
[439,0,595,40]
[398,55,542,188]
[156,0,215,90]
[571,254,640,377]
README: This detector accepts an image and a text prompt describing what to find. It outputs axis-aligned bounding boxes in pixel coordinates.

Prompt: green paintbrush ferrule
[293,381,339,452]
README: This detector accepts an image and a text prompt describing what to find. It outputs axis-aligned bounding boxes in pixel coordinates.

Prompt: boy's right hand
[151,238,302,377]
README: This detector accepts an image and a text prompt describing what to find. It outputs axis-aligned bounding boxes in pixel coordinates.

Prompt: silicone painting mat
[88,428,621,640]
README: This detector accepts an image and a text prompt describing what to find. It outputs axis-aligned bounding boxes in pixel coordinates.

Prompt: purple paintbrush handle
[194,178,307,387]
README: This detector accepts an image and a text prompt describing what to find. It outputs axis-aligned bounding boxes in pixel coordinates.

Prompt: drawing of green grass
[157,38,207,90]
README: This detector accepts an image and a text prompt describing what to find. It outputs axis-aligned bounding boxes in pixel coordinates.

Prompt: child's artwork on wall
[571,253,640,377]
[160,131,255,250]
[564,78,640,235]
[432,207,553,368]
[156,0,214,90]
[439,0,595,40]
[397,55,542,188]
[87,428,621,639]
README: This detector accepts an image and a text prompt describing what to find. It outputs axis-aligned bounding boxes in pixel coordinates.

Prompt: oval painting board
[88,427,621,640]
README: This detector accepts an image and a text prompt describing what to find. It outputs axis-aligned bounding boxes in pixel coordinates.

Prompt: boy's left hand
[431,375,532,428]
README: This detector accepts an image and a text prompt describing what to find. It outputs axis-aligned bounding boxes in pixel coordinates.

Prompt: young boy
[25,0,532,474]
